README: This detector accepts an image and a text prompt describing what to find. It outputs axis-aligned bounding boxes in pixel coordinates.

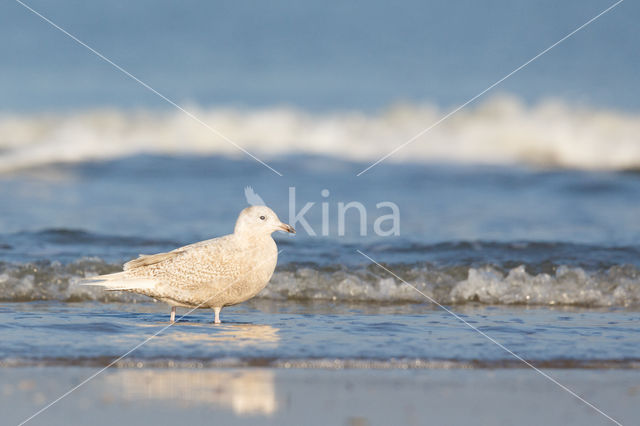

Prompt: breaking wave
[1,258,638,307]
[1,95,640,172]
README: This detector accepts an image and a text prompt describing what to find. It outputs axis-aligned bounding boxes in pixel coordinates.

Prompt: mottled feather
[82,206,293,323]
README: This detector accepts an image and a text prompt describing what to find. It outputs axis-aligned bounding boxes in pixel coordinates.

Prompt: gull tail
[80,271,157,291]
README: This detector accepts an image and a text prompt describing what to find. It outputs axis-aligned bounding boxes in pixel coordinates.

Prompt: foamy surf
[2,258,638,307]
[1,95,639,172]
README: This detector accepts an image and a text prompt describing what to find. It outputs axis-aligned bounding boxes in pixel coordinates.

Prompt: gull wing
[123,236,224,271]
[124,251,185,270]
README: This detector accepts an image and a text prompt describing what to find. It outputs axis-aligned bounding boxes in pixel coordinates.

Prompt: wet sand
[4,367,638,426]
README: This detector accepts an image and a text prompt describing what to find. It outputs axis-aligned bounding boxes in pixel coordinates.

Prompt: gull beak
[279,223,296,233]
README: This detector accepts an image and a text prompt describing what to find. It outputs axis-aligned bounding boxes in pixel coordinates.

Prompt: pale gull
[82,206,295,323]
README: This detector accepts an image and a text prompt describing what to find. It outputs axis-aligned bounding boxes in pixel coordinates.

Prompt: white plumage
[82,206,295,323]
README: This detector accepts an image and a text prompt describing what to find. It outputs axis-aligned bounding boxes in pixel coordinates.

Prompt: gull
[83,206,295,324]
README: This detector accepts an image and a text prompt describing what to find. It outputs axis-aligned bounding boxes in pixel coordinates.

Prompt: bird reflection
[105,369,277,415]
[169,323,280,347]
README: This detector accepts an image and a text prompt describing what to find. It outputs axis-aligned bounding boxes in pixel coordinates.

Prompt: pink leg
[213,307,221,324]
[170,306,176,323]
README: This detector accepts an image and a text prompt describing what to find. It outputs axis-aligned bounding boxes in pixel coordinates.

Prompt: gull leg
[170,306,176,323]
[213,307,221,324]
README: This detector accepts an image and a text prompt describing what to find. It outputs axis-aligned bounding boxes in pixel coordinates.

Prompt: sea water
[0,1,639,424]
[0,158,639,368]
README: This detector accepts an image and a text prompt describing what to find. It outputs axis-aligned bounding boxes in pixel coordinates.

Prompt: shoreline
[4,366,637,426]
[1,357,639,370]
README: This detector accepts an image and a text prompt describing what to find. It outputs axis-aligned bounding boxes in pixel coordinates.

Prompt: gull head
[234,206,295,236]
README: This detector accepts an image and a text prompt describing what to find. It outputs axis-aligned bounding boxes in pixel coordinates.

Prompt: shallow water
[3,367,638,426]
[1,2,639,425]
[1,301,638,368]
[1,157,640,370]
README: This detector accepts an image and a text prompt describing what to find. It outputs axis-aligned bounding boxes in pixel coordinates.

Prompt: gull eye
[259,215,266,221]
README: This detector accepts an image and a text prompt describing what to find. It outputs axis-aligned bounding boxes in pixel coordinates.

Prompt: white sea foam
[5,258,635,307]
[264,264,640,307]
[1,96,639,172]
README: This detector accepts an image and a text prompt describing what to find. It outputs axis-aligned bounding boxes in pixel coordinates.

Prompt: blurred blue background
[1,2,640,400]
[1,0,637,112]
